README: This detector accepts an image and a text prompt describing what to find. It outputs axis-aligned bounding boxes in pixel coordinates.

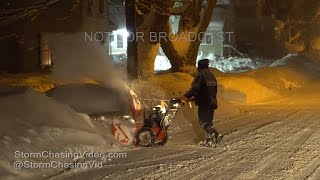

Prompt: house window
[108,34,114,46]
[201,34,213,45]
[40,35,52,68]
[99,0,105,14]
[117,35,124,48]
[109,34,114,42]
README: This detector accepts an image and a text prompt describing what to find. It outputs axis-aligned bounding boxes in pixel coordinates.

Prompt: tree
[130,0,217,78]
[265,0,320,51]
[160,0,217,72]
[125,0,138,79]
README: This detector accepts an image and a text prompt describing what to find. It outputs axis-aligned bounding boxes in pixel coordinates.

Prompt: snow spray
[46,33,130,92]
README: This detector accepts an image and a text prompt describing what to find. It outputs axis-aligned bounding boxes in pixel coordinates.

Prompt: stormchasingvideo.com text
[13,150,127,170]
[14,150,127,159]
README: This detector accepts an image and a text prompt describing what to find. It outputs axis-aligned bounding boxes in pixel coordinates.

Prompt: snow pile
[197,52,257,72]
[217,74,282,103]
[152,54,320,104]
[46,83,129,115]
[218,55,320,103]
[209,56,256,72]
[137,72,195,102]
[154,53,269,73]
[269,53,299,67]
[138,72,240,115]
[0,86,125,179]
[310,37,320,51]
[154,55,172,71]
[0,74,55,93]
[155,52,312,74]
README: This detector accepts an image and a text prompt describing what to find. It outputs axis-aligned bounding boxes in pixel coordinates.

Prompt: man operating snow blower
[181,59,223,147]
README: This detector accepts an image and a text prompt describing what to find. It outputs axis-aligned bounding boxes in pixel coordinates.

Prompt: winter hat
[198,59,209,70]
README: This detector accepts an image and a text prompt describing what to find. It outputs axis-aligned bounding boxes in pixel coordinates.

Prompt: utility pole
[125,0,138,80]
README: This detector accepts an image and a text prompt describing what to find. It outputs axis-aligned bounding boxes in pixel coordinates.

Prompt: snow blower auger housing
[111,94,182,147]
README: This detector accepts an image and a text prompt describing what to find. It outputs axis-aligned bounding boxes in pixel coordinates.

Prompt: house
[0,0,115,73]
[200,0,234,58]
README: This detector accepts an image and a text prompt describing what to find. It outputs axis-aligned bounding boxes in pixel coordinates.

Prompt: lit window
[40,35,52,68]
[117,35,123,48]
[201,34,213,45]
[109,34,114,42]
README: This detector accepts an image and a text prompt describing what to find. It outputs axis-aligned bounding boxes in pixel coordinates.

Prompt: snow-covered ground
[154,55,172,71]
[154,53,305,73]
[0,86,130,180]
[56,105,319,180]
[154,53,277,72]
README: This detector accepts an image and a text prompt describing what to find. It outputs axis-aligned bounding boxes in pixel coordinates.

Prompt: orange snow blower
[111,92,182,147]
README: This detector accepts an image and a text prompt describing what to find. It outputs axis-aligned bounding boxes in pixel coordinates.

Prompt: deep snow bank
[143,55,320,104]
[137,73,240,117]
[0,74,55,92]
[217,55,320,103]
[0,86,125,180]
[46,83,129,115]
[155,53,271,73]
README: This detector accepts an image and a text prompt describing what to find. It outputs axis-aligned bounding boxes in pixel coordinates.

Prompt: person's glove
[180,96,189,105]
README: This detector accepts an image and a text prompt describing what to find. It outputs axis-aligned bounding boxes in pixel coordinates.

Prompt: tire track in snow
[172,107,301,146]
[137,108,312,180]
[308,165,320,180]
[234,113,320,179]
[178,110,317,180]
[207,110,318,180]
[124,107,300,178]
[280,122,320,179]
[52,107,320,180]
[52,149,201,180]
[217,108,302,143]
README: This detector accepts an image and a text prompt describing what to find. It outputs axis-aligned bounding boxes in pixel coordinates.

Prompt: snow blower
[111,92,182,147]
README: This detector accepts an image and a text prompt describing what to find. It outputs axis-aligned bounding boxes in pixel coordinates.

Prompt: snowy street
[51,102,320,180]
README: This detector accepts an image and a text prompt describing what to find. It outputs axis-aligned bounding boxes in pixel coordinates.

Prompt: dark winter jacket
[184,69,218,108]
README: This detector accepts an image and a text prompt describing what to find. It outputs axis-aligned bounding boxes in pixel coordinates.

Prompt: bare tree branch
[136,0,192,16]
[0,33,17,40]
[0,0,63,26]
[56,0,80,20]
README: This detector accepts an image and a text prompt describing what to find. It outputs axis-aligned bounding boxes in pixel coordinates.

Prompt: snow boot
[198,138,217,148]
[215,134,224,144]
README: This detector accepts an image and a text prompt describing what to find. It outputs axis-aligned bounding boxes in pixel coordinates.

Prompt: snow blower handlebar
[140,97,192,109]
